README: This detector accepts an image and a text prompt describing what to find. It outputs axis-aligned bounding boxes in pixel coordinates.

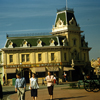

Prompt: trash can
[12,78,16,86]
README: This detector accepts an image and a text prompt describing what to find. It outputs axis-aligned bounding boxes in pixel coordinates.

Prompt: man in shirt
[15,72,26,100]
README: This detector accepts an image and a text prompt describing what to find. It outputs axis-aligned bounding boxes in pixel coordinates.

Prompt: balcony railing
[57,7,74,12]
[6,33,51,38]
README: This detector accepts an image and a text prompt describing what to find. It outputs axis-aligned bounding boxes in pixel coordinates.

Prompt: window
[9,55,13,63]
[84,53,86,61]
[22,54,30,62]
[26,54,29,62]
[51,53,54,61]
[64,53,66,61]
[38,54,41,62]
[22,54,25,62]
[73,39,76,46]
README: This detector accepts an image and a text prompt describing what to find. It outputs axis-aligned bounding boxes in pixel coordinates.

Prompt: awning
[35,67,46,72]
[6,68,16,73]
[64,67,75,71]
[48,67,59,72]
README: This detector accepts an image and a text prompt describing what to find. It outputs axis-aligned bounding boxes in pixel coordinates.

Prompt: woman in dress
[30,73,39,100]
[46,72,54,100]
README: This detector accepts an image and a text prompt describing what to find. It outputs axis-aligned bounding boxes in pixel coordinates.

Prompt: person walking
[64,72,67,82]
[15,72,26,100]
[29,73,39,100]
[3,75,5,86]
[0,81,3,100]
[46,72,54,100]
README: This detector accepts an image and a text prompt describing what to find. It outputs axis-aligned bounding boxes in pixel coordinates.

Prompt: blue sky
[0,0,100,60]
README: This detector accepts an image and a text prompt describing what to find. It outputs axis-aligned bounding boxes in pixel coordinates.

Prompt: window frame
[64,53,67,61]
[22,54,25,62]
[73,39,76,46]
[9,55,13,63]
[38,53,42,62]
[51,53,54,61]
[26,54,30,62]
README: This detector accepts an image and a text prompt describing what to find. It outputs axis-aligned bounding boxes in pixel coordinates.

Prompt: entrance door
[24,71,29,83]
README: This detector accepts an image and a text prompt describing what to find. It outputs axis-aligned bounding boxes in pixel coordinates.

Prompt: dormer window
[8,40,13,48]
[37,39,42,47]
[22,40,29,47]
[50,39,55,46]
[69,17,76,26]
[62,38,67,46]
[56,18,64,27]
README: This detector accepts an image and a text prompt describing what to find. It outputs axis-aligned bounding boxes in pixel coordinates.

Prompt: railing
[6,33,51,38]
[57,7,74,12]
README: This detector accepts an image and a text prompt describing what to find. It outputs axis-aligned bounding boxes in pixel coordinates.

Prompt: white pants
[17,88,25,100]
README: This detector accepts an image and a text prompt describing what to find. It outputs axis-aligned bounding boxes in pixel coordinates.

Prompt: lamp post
[20,63,22,77]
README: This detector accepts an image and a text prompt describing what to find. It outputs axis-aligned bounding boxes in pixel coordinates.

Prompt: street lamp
[20,63,22,77]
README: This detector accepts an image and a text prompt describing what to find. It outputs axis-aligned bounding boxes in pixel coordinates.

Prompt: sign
[4,62,61,68]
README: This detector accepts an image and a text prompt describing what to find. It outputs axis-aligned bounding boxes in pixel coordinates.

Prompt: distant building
[1,7,91,85]
[91,58,100,76]
[0,49,3,85]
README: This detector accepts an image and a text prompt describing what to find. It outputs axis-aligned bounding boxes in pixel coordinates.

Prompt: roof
[55,8,78,27]
[5,35,67,48]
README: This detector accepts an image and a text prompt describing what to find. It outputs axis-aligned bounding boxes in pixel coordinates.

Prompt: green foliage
[69,83,77,88]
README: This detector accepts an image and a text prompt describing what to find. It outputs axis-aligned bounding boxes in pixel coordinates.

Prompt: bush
[69,83,77,88]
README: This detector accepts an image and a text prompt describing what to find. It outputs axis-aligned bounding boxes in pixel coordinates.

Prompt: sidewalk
[7,85,100,100]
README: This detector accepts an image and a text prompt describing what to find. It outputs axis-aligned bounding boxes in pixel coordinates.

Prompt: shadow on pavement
[45,95,87,100]
[3,91,15,95]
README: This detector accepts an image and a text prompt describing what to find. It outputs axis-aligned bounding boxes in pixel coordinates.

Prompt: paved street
[2,84,68,100]
[2,83,100,100]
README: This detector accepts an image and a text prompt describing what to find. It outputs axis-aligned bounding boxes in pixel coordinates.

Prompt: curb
[7,94,13,100]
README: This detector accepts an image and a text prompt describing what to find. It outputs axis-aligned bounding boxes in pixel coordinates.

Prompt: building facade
[0,49,3,85]
[1,7,91,84]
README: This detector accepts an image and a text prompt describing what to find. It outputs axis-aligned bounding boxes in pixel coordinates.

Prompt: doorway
[23,68,30,83]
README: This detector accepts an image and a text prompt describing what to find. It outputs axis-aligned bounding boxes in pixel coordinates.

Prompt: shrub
[69,83,77,88]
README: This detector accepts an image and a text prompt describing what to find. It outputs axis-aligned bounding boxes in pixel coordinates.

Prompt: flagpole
[66,0,67,10]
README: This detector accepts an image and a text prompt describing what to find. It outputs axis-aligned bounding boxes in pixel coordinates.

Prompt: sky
[0,0,100,60]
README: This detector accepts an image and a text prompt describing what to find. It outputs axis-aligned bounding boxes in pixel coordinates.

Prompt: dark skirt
[31,89,37,97]
[48,85,54,95]
[0,84,3,99]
